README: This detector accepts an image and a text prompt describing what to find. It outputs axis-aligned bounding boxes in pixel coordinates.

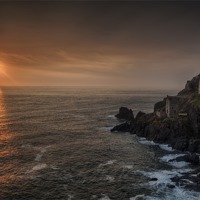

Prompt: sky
[0,1,200,90]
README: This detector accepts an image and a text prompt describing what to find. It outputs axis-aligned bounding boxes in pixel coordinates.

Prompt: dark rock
[167,184,175,189]
[188,106,200,135]
[115,107,134,121]
[154,100,166,112]
[173,139,189,151]
[129,119,136,133]
[197,172,200,178]
[154,127,170,143]
[169,155,188,162]
[171,176,180,183]
[188,153,199,165]
[149,178,158,181]
[188,139,200,153]
[197,145,200,154]
[110,122,130,132]
[170,153,199,165]
[135,111,146,121]
[175,155,189,162]
[120,188,126,193]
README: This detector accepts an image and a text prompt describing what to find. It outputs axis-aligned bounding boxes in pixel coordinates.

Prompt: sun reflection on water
[0,89,12,143]
[0,88,16,184]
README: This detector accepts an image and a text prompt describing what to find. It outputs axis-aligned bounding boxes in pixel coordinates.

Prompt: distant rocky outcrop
[115,107,134,121]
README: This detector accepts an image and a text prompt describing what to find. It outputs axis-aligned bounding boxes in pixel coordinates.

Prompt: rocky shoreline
[110,74,200,190]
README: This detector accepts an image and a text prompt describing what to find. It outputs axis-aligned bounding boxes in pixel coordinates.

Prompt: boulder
[115,107,134,121]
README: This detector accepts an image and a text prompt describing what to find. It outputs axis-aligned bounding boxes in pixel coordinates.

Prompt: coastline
[110,74,200,193]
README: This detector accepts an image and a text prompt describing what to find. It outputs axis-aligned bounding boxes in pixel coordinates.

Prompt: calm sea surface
[0,87,199,200]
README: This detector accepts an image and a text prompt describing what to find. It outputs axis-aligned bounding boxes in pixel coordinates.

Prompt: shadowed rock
[110,122,130,132]
[115,107,134,121]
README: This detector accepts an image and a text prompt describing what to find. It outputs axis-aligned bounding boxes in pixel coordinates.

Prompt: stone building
[165,96,180,118]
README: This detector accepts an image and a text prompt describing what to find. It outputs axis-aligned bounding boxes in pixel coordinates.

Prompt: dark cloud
[0,1,200,88]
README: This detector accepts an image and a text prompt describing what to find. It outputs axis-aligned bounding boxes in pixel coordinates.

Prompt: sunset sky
[0,1,200,89]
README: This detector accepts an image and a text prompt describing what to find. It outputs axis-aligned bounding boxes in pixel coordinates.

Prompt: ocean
[0,87,199,200]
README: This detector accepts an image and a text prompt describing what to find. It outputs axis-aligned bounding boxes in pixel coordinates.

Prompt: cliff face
[188,105,200,136]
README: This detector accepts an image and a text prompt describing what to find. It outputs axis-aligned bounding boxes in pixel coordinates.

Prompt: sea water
[0,87,199,199]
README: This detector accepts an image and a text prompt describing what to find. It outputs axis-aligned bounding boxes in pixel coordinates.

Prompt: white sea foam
[160,154,186,162]
[98,160,116,167]
[101,126,113,131]
[50,165,59,170]
[34,146,51,161]
[137,137,175,152]
[107,115,117,119]
[35,153,44,161]
[170,161,190,168]
[99,194,111,200]
[105,175,115,182]
[138,168,199,200]
[123,165,133,169]
[159,144,174,152]
[22,144,50,161]
[172,168,193,174]
[130,194,145,200]
[68,194,74,200]
[140,170,178,190]
[138,137,157,146]
[21,144,33,148]
[26,163,47,174]
[160,154,189,168]
[145,187,200,200]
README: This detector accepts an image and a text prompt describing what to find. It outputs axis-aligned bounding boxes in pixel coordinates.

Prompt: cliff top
[178,74,200,96]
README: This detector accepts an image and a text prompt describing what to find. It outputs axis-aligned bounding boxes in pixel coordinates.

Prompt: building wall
[166,97,180,118]
[166,98,170,117]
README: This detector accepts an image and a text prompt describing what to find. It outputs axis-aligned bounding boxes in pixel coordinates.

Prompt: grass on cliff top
[190,94,200,107]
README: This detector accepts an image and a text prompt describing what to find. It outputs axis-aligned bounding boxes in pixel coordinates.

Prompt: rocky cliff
[178,74,200,96]
[111,74,200,155]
